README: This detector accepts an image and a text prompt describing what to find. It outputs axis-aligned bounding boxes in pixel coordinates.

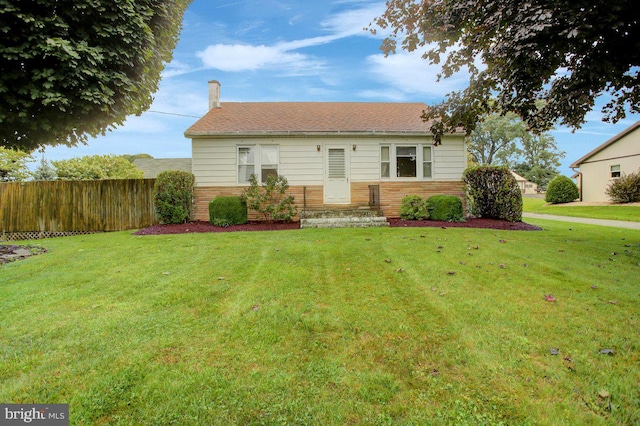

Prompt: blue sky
[43,0,638,177]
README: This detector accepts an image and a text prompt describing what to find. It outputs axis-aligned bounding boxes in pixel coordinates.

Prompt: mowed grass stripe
[0,221,638,424]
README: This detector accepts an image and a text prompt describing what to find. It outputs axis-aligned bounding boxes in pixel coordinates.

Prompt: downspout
[571,167,582,202]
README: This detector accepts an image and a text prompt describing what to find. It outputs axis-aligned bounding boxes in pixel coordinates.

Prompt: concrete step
[300,216,389,229]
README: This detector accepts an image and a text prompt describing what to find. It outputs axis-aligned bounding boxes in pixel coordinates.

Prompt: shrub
[209,196,247,226]
[426,195,464,222]
[545,175,579,204]
[242,174,297,222]
[153,170,195,224]
[463,166,522,221]
[605,171,640,203]
[399,195,429,220]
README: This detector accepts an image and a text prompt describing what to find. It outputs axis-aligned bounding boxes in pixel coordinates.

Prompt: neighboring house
[510,171,539,194]
[133,158,192,178]
[570,121,640,202]
[184,81,467,220]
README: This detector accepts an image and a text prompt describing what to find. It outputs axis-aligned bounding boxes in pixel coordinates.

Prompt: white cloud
[195,2,387,74]
[196,43,325,74]
[320,2,387,38]
[364,51,471,99]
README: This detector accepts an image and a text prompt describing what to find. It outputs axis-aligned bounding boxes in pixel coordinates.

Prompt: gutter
[571,167,582,202]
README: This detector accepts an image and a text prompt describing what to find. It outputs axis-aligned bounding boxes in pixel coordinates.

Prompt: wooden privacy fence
[0,179,158,239]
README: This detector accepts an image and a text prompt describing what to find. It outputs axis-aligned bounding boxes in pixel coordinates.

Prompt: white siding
[191,134,466,187]
[433,136,467,180]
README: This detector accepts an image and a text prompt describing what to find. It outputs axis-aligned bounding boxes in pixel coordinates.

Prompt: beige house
[510,171,539,194]
[184,81,467,221]
[570,121,640,202]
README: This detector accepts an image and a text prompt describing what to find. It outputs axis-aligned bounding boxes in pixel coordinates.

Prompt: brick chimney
[208,80,221,109]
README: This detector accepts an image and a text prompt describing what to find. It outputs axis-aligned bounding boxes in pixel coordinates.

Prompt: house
[570,121,640,202]
[132,158,192,178]
[184,81,467,221]
[510,171,539,194]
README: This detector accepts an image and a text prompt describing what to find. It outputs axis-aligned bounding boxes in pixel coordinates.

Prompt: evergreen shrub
[545,175,579,204]
[399,195,429,220]
[426,195,464,222]
[153,170,195,224]
[209,196,247,226]
[463,166,522,221]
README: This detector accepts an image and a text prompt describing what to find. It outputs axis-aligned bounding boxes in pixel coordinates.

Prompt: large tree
[0,0,192,151]
[373,0,640,143]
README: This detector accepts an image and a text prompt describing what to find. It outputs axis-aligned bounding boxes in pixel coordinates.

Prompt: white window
[423,146,432,178]
[380,146,390,178]
[611,164,621,178]
[380,144,433,180]
[238,145,279,183]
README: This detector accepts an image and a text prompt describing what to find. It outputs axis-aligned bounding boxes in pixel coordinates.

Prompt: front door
[324,145,350,204]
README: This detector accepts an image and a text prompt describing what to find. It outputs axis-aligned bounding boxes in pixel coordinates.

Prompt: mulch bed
[133,218,542,235]
[387,218,542,231]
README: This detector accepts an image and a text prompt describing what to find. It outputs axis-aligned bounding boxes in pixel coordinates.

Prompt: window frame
[610,164,621,179]
[237,144,279,184]
[380,143,434,180]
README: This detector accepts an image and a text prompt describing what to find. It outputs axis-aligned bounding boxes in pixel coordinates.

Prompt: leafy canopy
[0,147,33,181]
[373,0,640,143]
[0,0,192,151]
[52,154,144,180]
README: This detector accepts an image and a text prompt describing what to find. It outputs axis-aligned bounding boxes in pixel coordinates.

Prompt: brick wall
[193,180,465,221]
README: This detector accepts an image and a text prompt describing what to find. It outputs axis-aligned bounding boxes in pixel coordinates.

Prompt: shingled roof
[184,102,439,137]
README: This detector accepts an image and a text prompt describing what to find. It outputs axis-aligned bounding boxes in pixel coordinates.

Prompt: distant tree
[467,112,524,165]
[467,110,563,188]
[31,157,57,181]
[0,147,33,181]
[512,133,564,187]
[1,0,192,151]
[52,155,144,180]
[122,153,154,163]
[373,0,640,143]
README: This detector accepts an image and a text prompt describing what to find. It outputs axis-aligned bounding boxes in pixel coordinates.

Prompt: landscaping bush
[153,170,195,224]
[242,174,297,222]
[605,170,640,203]
[399,195,429,220]
[545,175,579,204]
[463,166,522,221]
[209,196,247,226]
[426,195,464,222]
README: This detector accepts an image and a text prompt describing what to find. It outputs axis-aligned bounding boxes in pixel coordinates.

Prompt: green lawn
[523,197,640,222]
[1,221,639,424]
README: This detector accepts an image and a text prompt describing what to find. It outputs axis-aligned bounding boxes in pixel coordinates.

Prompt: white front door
[324,145,350,204]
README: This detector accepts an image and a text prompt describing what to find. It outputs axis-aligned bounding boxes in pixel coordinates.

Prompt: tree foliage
[0,0,192,151]
[52,154,144,180]
[468,112,524,165]
[0,147,33,181]
[373,0,640,143]
[468,111,564,187]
